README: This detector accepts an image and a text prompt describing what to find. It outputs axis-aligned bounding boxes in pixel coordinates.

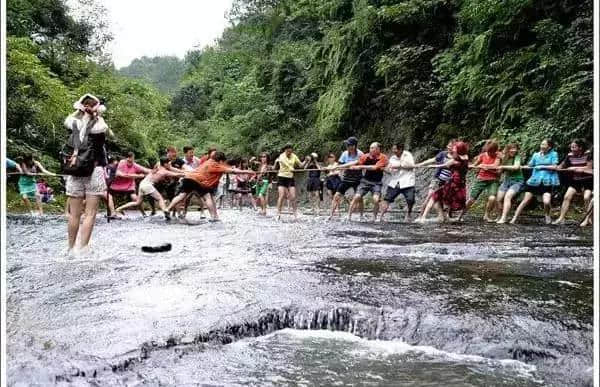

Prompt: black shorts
[278,176,295,188]
[109,189,135,197]
[157,180,178,200]
[524,184,556,196]
[180,178,212,196]
[384,185,415,205]
[326,175,342,192]
[569,179,593,193]
[336,180,360,195]
[307,177,322,192]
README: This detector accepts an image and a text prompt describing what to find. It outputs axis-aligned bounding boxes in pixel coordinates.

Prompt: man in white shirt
[182,145,201,171]
[380,142,416,222]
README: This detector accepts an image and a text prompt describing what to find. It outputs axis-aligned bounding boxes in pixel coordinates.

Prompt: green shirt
[502,155,524,182]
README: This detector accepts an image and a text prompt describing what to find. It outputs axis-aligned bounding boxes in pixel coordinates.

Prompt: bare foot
[545,215,552,224]
[509,217,517,224]
[414,217,424,223]
[496,217,506,224]
[552,218,564,225]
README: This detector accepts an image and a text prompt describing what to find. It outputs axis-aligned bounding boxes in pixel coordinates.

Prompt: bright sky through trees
[69,0,234,68]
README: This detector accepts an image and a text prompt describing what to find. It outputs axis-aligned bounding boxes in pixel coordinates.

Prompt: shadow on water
[5,211,593,386]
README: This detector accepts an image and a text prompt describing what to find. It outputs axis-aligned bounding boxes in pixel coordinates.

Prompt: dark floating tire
[141,243,172,253]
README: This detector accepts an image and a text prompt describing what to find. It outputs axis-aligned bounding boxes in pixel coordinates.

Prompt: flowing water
[5,210,593,386]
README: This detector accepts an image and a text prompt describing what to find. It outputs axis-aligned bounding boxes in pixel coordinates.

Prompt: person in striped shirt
[553,139,593,225]
[414,139,455,222]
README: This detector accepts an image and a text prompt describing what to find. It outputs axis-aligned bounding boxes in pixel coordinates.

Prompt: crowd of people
[4,94,594,253]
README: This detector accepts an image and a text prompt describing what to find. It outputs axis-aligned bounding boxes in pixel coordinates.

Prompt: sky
[70,0,234,69]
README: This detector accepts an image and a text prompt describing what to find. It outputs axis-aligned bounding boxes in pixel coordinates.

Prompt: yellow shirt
[277,153,301,178]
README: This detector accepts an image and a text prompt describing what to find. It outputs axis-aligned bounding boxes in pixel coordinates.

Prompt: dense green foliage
[171,0,593,157]
[119,56,187,95]
[6,0,594,171]
[6,0,174,168]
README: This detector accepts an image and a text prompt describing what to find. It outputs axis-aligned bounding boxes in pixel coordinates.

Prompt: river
[5,210,593,386]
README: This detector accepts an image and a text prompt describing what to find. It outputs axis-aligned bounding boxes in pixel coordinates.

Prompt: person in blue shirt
[510,139,560,224]
[6,158,23,173]
[327,137,364,220]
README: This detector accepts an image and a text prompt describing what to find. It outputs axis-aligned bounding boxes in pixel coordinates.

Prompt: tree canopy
[6,0,593,167]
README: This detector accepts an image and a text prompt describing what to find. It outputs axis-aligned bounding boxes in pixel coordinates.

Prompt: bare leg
[484,195,496,221]
[460,198,475,220]
[107,194,115,217]
[329,192,342,220]
[35,196,44,215]
[510,192,533,224]
[115,192,144,213]
[580,200,593,227]
[347,195,361,221]
[358,196,364,220]
[65,197,71,217]
[419,190,434,216]
[203,193,219,220]
[433,201,447,222]
[554,187,576,224]
[76,196,100,248]
[148,191,170,220]
[379,201,390,222]
[166,192,188,213]
[277,186,287,220]
[583,190,592,212]
[495,190,506,217]
[497,190,516,223]
[289,187,298,219]
[372,193,381,222]
[131,193,146,216]
[22,196,32,214]
[542,192,552,223]
[67,197,84,250]
[416,197,436,222]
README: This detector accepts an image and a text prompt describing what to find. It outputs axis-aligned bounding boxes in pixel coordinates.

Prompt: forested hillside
[119,56,187,95]
[6,0,594,166]
[172,0,593,157]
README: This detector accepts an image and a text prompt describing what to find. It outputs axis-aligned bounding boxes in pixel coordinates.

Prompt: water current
[5,209,593,386]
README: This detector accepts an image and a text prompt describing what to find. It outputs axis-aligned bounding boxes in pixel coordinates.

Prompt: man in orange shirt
[165,152,254,221]
[347,142,388,221]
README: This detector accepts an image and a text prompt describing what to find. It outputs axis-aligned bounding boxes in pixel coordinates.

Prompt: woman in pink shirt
[108,152,151,217]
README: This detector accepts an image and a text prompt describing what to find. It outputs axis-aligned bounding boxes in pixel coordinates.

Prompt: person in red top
[198,147,217,165]
[462,140,501,221]
[346,142,388,221]
[165,151,254,221]
[109,152,151,217]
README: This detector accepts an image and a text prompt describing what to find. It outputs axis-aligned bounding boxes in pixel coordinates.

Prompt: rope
[6,172,68,177]
[256,165,576,173]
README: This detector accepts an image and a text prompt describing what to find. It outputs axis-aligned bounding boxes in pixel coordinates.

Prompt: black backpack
[60,119,97,177]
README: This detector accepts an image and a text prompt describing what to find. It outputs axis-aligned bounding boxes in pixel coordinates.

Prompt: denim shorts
[357,179,382,197]
[498,179,524,194]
